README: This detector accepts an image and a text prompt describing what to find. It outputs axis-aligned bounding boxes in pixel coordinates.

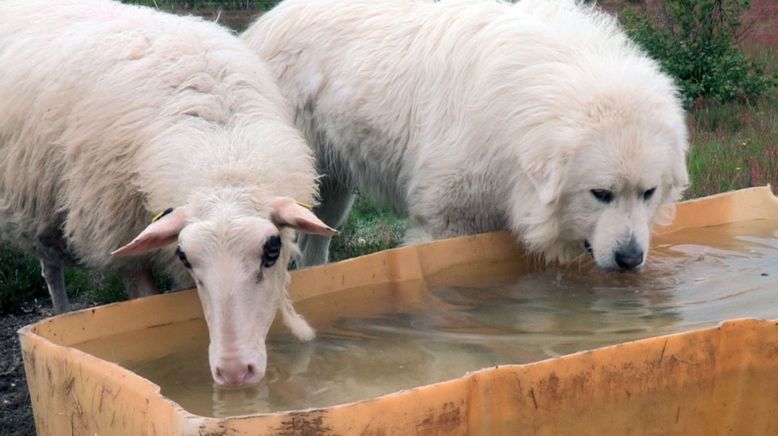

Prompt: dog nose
[614,245,644,270]
[214,360,262,386]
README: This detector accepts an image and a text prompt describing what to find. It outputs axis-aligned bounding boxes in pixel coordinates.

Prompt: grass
[686,95,778,198]
[0,245,126,313]
[2,85,774,316]
[328,195,407,262]
[0,196,404,314]
[686,44,777,198]
[0,2,774,314]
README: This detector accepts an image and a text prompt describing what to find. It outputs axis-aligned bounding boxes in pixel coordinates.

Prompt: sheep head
[112,195,336,386]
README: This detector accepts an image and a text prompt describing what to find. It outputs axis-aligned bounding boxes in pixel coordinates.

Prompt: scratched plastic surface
[76,219,778,417]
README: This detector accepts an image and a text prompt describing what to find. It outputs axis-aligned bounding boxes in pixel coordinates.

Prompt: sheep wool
[0,0,329,384]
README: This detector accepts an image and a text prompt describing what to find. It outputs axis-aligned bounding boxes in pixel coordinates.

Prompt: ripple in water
[78,220,778,416]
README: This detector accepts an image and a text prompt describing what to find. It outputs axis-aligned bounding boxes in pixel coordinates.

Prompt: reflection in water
[82,220,778,417]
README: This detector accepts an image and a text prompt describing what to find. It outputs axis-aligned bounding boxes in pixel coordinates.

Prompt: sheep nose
[214,360,262,386]
[614,240,644,271]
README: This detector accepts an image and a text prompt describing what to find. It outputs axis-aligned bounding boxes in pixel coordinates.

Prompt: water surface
[76,220,778,416]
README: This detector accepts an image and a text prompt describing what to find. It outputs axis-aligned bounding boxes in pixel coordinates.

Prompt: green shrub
[622,0,775,107]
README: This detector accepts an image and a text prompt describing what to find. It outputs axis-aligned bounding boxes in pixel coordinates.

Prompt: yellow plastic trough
[18,186,778,435]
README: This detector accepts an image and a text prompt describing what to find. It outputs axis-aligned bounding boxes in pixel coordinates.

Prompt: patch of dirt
[0,298,96,436]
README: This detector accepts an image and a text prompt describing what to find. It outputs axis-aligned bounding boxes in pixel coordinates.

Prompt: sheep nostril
[214,362,262,385]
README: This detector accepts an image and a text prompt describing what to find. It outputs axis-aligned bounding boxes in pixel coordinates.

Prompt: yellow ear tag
[295,200,314,210]
[151,207,175,223]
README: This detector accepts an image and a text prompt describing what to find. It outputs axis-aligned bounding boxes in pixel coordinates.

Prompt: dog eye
[175,246,192,269]
[590,189,614,204]
[262,235,282,268]
[643,187,656,201]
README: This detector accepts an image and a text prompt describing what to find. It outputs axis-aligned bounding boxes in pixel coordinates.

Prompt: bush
[622,0,775,107]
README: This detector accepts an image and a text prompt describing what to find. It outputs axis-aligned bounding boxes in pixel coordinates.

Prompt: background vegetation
[615,0,776,197]
[622,0,774,106]
[1,0,775,313]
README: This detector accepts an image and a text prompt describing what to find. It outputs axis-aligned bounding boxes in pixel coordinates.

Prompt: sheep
[243,0,689,271]
[0,0,335,386]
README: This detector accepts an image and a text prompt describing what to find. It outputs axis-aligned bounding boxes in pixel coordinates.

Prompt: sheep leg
[121,264,158,299]
[297,177,355,267]
[40,260,69,314]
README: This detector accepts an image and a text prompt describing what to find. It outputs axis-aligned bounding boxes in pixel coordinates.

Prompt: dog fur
[244,0,689,270]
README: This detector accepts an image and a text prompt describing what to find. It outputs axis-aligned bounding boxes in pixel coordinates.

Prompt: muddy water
[75,220,778,417]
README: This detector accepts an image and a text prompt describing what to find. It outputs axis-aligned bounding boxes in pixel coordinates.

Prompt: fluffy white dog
[243,0,689,271]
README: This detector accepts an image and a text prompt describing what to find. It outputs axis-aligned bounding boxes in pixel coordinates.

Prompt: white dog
[243,0,689,271]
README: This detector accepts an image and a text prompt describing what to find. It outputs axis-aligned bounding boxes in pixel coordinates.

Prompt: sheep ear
[111,207,188,257]
[270,197,338,237]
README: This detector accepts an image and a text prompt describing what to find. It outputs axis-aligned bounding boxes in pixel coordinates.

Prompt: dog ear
[666,122,690,203]
[655,156,688,226]
[655,130,690,226]
[668,156,689,203]
[669,147,689,196]
[519,147,568,205]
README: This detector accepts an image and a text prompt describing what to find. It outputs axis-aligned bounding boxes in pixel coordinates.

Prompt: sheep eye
[175,246,191,269]
[590,189,614,204]
[643,187,657,201]
[262,235,282,268]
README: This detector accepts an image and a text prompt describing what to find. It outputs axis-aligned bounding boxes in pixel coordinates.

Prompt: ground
[1,307,46,435]
[1,0,776,433]
[0,297,97,435]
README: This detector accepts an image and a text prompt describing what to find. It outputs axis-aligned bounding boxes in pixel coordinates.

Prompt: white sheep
[244,0,689,271]
[0,0,335,386]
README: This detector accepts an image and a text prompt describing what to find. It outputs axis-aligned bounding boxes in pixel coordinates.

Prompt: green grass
[328,195,407,262]
[0,244,126,313]
[0,196,404,314]
[3,91,774,314]
[0,245,46,313]
[1,2,774,314]
[3,102,774,313]
[686,96,778,198]
[686,44,777,198]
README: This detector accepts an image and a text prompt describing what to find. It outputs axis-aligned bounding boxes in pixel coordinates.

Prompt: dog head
[513,73,688,271]
[560,112,688,271]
